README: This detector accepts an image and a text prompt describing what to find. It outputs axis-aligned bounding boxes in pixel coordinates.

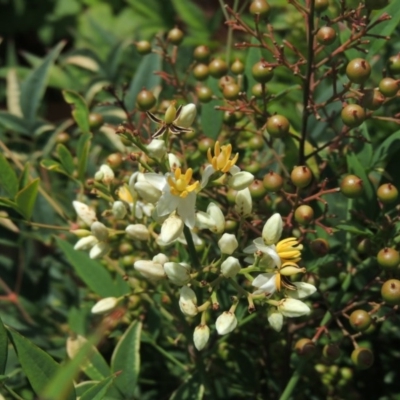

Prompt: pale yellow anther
[168,168,199,198]
[118,185,134,203]
[276,237,303,268]
[275,273,281,292]
[207,141,239,173]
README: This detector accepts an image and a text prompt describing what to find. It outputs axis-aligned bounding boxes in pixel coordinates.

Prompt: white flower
[112,201,127,219]
[193,325,210,351]
[160,215,184,244]
[277,298,311,318]
[147,139,167,159]
[228,171,254,191]
[196,202,225,234]
[252,273,277,296]
[89,242,110,259]
[234,188,252,216]
[99,164,115,184]
[74,235,98,251]
[218,233,238,255]
[125,224,150,241]
[174,103,196,128]
[168,153,181,170]
[268,310,283,332]
[134,260,166,280]
[221,256,241,278]
[164,262,191,285]
[144,167,199,229]
[179,286,198,316]
[287,282,317,299]
[262,213,283,245]
[91,221,109,241]
[215,311,237,335]
[152,253,169,265]
[91,297,119,314]
[73,201,97,226]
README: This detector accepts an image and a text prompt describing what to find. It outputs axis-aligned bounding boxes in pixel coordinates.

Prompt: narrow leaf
[80,375,115,400]
[170,372,205,400]
[40,159,69,175]
[55,238,121,297]
[57,144,75,176]
[0,153,19,197]
[62,90,90,134]
[111,320,142,397]
[0,316,8,374]
[76,132,92,181]
[20,41,65,124]
[0,111,30,135]
[18,162,30,190]
[7,328,75,400]
[15,178,40,220]
[372,130,400,167]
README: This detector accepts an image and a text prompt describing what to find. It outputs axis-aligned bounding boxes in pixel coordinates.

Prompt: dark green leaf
[15,178,40,220]
[111,320,142,397]
[0,153,19,197]
[170,372,204,400]
[7,328,75,400]
[124,52,162,111]
[40,159,69,175]
[76,132,92,181]
[336,223,373,236]
[371,130,400,167]
[200,78,223,140]
[57,144,75,176]
[0,197,18,209]
[0,111,30,135]
[339,22,361,61]
[80,375,115,400]
[18,162,31,190]
[354,124,373,168]
[20,41,65,125]
[62,90,90,134]
[0,316,8,375]
[55,238,120,297]
[106,39,131,81]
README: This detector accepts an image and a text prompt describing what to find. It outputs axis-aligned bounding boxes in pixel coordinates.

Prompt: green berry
[223,83,240,100]
[377,247,400,269]
[349,309,372,332]
[323,343,341,360]
[340,174,363,198]
[231,59,245,75]
[346,58,371,85]
[88,113,104,130]
[193,45,210,62]
[379,77,399,98]
[266,115,290,138]
[167,27,184,45]
[294,205,314,225]
[249,0,271,18]
[209,58,228,78]
[193,64,209,81]
[291,166,312,188]
[295,338,316,358]
[314,0,329,12]
[351,347,374,370]
[361,89,385,110]
[252,61,274,83]
[381,279,400,305]
[341,104,365,128]
[263,171,283,192]
[136,40,152,55]
[377,183,398,204]
[197,86,213,103]
[310,239,330,257]
[249,179,267,200]
[136,89,156,111]
[316,26,337,45]
[388,54,400,75]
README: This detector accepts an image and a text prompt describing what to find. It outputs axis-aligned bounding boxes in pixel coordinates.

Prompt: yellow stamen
[275,273,281,292]
[207,141,239,173]
[168,168,199,198]
[276,237,303,267]
[118,185,134,203]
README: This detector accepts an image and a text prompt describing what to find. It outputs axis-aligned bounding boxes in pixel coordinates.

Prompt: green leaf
[80,375,115,400]
[40,159,69,175]
[170,372,205,400]
[76,132,92,181]
[62,90,90,134]
[339,22,361,61]
[7,328,75,400]
[0,153,19,197]
[0,111,30,135]
[20,41,65,125]
[111,320,142,397]
[57,144,75,176]
[55,238,121,297]
[354,124,373,168]
[0,316,8,375]
[200,78,223,140]
[15,178,40,220]
[371,130,400,167]
[18,162,31,190]
[124,51,162,111]
[336,223,373,236]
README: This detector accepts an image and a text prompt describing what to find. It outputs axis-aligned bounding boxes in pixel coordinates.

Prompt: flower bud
[147,139,167,159]
[196,211,215,230]
[118,185,134,204]
[74,235,98,251]
[234,188,252,216]
[153,253,169,265]
[193,324,210,350]
[174,103,196,128]
[165,103,177,124]
[215,311,237,335]
[262,213,282,245]
[279,265,306,276]
[89,242,110,259]
[125,224,150,241]
[278,298,311,318]
[94,171,104,181]
[221,256,241,278]
[289,282,317,299]
[179,286,198,316]
[228,171,254,190]
[164,262,191,285]
[91,297,119,314]
[90,221,109,241]
[134,181,162,203]
[218,233,238,255]
[66,334,87,360]
[267,309,283,332]
[134,260,166,280]
[99,164,115,184]
[160,215,184,244]
[207,202,225,234]
[70,229,91,238]
[112,201,127,219]
[168,153,181,170]
[73,201,97,226]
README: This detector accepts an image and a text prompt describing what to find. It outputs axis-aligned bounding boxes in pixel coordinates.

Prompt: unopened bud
[70,229,91,238]
[99,164,115,184]
[91,297,119,314]
[126,224,150,241]
[74,235,98,251]
[112,201,127,219]
[228,171,254,190]
[262,213,283,245]
[221,256,241,278]
[218,233,238,255]
[279,265,306,276]
[147,139,167,159]
[289,282,317,299]
[90,221,109,241]
[134,260,166,280]
[160,215,184,244]
[234,188,252,215]
[89,242,110,259]
[168,153,181,170]
[267,309,283,332]
[164,262,191,285]
[179,286,198,316]
[134,181,162,203]
[193,324,210,350]
[73,201,97,226]
[215,311,237,335]
[165,103,177,124]
[152,253,169,265]
[174,103,196,128]
[207,202,225,234]
[278,298,311,318]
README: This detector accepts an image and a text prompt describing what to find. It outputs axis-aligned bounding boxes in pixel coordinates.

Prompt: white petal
[252,273,275,288]
[243,243,257,254]
[288,282,317,299]
[177,192,196,229]
[278,298,311,318]
[229,165,240,175]
[73,201,97,226]
[253,238,281,267]
[157,192,178,216]
[201,165,216,188]
[144,173,167,191]
[89,242,109,259]
[268,311,283,332]
[160,215,184,244]
[207,202,225,234]
[174,103,196,127]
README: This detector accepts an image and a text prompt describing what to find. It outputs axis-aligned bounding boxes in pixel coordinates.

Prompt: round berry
[193,45,210,62]
[291,166,312,188]
[377,183,398,204]
[346,58,371,85]
[249,179,267,200]
[252,61,274,83]
[379,77,399,97]
[377,247,400,269]
[136,89,156,111]
[56,132,70,144]
[218,75,235,91]
[107,153,123,169]
[198,137,215,153]
[193,64,209,81]
[209,58,228,78]
[231,59,245,75]
[316,26,337,45]
[223,83,240,101]
[388,54,400,75]
[351,347,374,370]
[266,115,290,138]
[341,104,365,128]
[295,338,316,358]
[196,86,213,103]
[381,279,400,305]
[349,309,372,332]
[340,174,363,198]
[248,135,264,150]
[225,220,238,232]
[88,113,104,130]
[314,0,329,12]
[361,89,385,111]
[249,0,271,18]
[365,0,389,9]
[310,238,330,257]
[136,40,152,55]
[323,343,341,361]
[167,27,184,45]
[357,238,372,255]
[263,171,283,192]
[252,83,267,98]
[294,205,314,225]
